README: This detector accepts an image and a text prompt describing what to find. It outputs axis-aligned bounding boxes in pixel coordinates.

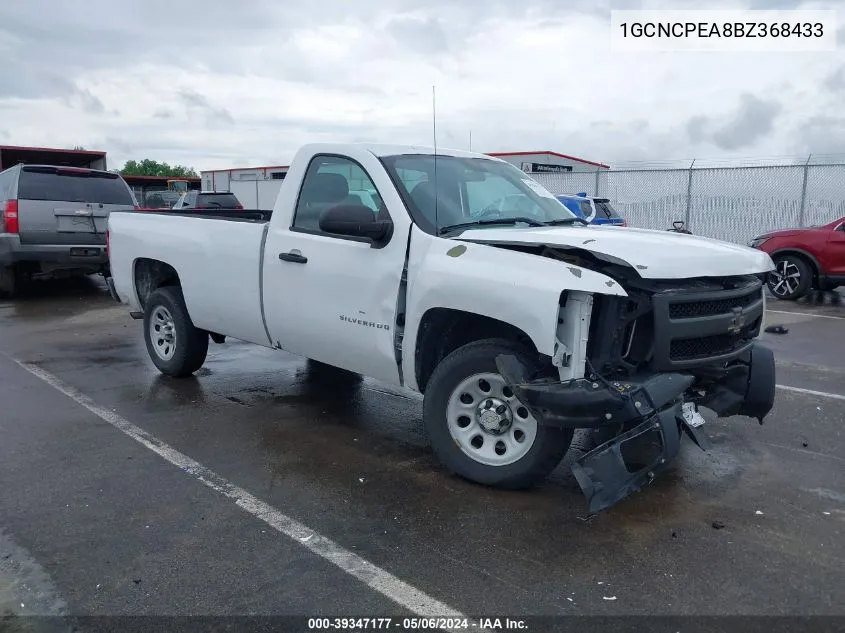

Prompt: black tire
[767,254,812,301]
[0,265,17,298]
[143,286,208,377]
[422,338,574,490]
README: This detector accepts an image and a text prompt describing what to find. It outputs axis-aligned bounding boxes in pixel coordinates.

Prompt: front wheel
[767,255,811,300]
[143,286,208,377]
[423,339,573,490]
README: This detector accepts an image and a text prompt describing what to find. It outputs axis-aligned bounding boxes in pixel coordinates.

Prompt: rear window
[196,193,240,208]
[18,167,134,205]
[594,199,621,219]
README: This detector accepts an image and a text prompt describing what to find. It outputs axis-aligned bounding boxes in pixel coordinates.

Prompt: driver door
[261,154,406,384]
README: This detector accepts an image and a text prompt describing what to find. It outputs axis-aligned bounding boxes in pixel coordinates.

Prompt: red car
[750,216,845,300]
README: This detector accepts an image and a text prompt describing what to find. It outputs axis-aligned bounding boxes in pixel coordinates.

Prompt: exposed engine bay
[490,243,777,512]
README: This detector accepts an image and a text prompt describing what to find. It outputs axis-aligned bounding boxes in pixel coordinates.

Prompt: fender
[401,229,628,391]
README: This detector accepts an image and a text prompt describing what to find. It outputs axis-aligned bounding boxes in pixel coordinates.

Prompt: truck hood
[454,225,774,279]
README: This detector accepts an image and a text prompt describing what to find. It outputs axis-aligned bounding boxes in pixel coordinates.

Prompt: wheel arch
[769,248,822,283]
[133,258,182,309]
[414,308,540,395]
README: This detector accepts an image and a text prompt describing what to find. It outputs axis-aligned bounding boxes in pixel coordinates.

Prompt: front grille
[649,277,765,370]
[669,319,760,361]
[670,334,744,361]
[668,288,761,319]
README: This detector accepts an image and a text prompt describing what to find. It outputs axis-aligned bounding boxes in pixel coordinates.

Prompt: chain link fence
[532,159,845,245]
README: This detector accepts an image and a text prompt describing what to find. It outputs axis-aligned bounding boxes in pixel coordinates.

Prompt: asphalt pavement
[0,276,843,631]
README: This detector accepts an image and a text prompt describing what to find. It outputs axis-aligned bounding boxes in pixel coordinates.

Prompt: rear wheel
[0,265,16,298]
[143,286,208,377]
[423,338,573,489]
[767,255,812,300]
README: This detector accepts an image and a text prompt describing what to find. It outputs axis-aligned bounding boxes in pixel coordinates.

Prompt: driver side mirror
[319,204,392,244]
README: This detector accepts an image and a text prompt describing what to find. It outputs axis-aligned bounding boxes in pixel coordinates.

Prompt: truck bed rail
[133,207,272,222]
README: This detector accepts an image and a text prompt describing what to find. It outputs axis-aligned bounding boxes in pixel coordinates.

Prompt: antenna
[432,85,439,232]
[469,129,472,151]
[432,85,437,152]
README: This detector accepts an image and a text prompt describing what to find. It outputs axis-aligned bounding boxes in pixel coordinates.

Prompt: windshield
[381,154,576,234]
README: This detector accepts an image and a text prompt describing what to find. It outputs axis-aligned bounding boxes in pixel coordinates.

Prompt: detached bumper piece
[496,342,776,513]
[571,408,707,514]
[496,354,697,512]
[495,354,695,431]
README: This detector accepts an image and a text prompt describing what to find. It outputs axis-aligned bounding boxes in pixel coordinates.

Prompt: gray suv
[0,164,137,296]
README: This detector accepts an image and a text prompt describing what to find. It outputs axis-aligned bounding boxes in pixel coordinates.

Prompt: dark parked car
[750,216,845,300]
[0,164,137,296]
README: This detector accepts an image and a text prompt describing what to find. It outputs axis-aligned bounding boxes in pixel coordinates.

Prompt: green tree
[120,159,198,178]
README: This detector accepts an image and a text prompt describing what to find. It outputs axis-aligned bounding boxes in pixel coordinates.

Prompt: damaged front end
[495,273,777,513]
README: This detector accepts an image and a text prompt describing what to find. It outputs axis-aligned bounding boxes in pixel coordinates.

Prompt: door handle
[279,251,308,264]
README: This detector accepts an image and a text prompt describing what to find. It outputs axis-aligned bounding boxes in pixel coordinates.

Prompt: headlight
[748,237,769,248]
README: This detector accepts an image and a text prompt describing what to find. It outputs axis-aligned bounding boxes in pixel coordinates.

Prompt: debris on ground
[602,596,617,601]
[755,511,764,516]
[765,325,789,334]
[712,521,726,530]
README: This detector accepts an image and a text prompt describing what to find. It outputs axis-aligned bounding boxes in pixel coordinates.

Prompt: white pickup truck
[106,143,777,512]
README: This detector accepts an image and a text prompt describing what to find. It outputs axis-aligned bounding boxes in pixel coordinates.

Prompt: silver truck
[0,164,137,296]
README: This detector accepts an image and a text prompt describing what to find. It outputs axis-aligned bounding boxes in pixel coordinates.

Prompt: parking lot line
[767,309,845,320]
[10,357,475,624]
[776,384,845,401]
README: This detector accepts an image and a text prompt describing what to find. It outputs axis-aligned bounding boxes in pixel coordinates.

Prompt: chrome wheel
[769,259,802,297]
[149,305,177,361]
[446,372,538,467]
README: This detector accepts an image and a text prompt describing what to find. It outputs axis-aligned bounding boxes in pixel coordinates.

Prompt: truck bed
[107,209,272,346]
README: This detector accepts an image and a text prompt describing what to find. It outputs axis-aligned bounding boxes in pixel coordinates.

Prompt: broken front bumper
[495,342,776,512]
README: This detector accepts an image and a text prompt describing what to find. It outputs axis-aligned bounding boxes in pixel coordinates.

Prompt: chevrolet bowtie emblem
[727,307,746,334]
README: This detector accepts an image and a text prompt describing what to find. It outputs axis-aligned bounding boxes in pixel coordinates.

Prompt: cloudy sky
[0,0,843,172]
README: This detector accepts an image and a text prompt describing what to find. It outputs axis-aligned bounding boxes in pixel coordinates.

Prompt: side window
[579,200,592,217]
[292,155,384,233]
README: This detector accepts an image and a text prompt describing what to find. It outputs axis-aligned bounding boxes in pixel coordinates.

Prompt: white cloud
[0,0,842,171]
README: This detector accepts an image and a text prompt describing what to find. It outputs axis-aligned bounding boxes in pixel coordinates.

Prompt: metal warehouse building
[486,150,609,174]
